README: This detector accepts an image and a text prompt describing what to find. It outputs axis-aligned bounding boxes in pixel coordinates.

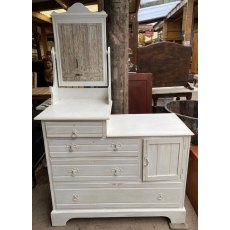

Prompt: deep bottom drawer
[54,187,182,209]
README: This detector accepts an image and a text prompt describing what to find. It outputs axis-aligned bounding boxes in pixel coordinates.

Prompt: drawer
[54,187,181,209]
[47,138,140,157]
[45,121,104,138]
[51,158,140,182]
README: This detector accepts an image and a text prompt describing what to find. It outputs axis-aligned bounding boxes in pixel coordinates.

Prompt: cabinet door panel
[143,137,183,181]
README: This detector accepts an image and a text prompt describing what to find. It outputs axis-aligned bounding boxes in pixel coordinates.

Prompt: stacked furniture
[35,3,193,228]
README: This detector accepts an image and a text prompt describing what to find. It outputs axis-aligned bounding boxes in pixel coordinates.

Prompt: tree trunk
[105,0,129,114]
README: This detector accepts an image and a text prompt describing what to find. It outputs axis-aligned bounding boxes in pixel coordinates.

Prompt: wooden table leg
[152,96,158,107]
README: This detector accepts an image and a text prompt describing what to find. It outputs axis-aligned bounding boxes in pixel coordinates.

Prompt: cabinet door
[143,137,183,181]
[128,73,152,114]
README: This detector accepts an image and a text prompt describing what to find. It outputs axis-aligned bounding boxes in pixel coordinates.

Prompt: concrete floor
[32,166,198,230]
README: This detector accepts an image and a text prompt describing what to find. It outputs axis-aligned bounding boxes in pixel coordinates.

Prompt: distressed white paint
[52,3,108,87]
[34,99,112,121]
[34,3,192,227]
[107,114,193,137]
[143,137,183,181]
[107,47,112,104]
[50,208,186,226]
[38,117,192,226]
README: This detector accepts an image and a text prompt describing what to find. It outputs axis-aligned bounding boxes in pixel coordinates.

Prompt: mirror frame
[52,4,108,87]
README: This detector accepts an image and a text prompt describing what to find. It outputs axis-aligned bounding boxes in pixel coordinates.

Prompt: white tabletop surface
[107,113,193,137]
[34,99,112,120]
[152,86,193,94]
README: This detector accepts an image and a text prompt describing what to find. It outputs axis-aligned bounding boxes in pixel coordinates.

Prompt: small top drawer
[45,121,104,138]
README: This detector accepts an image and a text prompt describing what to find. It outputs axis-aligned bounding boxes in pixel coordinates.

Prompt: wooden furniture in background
[128,73,152,114]
[32,87,51,109]
[152,87,192,107]
[137,42,193,106]
[186,145,198,214]
[32,87,51,101]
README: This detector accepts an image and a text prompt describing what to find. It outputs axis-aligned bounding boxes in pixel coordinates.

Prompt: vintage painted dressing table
[34,3,193,227]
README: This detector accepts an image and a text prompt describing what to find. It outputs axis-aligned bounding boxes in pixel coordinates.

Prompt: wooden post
[184,0,194,45]
[182,5,187,35]
[129,13,138,66]
[98,0,104,11]
[41,25,48,56]
[105,0,129,114]
[34,24,42,60]
[191,30,198,74]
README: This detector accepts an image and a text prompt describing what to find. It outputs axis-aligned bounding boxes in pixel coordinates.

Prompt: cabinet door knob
[143,158,149,167]
[71,129,78,138]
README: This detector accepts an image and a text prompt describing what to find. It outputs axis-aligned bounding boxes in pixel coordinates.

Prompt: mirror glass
[58,23,103,82]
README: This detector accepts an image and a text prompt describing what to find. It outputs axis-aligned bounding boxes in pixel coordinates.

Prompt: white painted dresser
[34,3,193,227]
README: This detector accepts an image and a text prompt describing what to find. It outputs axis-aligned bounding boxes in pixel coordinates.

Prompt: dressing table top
[107,113,193,137]
[34,99,112,121]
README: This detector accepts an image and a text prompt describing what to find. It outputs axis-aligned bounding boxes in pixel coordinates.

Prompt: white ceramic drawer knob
[70,168,79,177]
[66,144,78,152]
[112,167,122,176]
[71,129,79,138]
[73,194,79,202]
[157,193,164,201]
[111,143,121,152]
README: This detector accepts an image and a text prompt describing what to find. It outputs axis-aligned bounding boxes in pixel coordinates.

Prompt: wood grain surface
[137,42,191,87]
[58,23,103,82]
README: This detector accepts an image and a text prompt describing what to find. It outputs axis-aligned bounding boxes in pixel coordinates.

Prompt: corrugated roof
[138,1,180,23]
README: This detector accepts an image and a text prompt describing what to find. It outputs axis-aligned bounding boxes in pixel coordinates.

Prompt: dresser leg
[51,211,69,226]
[169,222,189,230]
[167,209,187,229]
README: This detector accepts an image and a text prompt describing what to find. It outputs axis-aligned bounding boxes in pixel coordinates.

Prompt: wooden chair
[137,42,193,106]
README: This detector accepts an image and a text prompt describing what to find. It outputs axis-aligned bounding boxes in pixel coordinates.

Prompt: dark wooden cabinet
[128,73,152,114]
[186,145,198,214]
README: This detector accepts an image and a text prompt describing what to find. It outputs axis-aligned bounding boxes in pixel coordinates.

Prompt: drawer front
[48,138,140,157]
[51,158,140,182]
[54,187,181,209]
[45,121,104,138]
